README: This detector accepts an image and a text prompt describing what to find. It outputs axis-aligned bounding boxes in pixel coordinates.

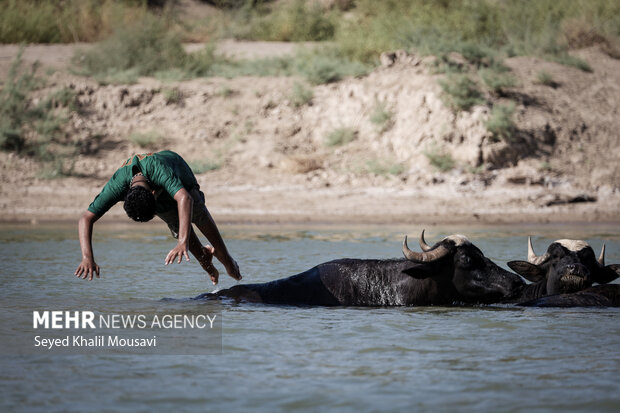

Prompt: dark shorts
[156,188,213,239]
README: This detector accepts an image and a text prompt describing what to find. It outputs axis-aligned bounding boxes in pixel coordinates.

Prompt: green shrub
[547,54,593,72]
[536,71,553,85]
[216,86,235,98]
[439,74,485,111]
[325,127,356,147]
[369,100,394,132]
[424,146,455,172]
[209,55,292,78]
[129,131,164,148]
[333,3,404,63]
[0,1,63,43]
[151,47,366,84]
[182,44,219,77]
[93,69,140,85]
[35,114,65,139]
[42,87,78,111]
[290,81,313,108]
[456,43,503,69]
[535,70,557,87]
[331,0,620,65]
[154,68,191,82]
[69,11,365,84]
[162,87,183,104]
[0,49,74,157]
[294,49,369,85]
[479,68,517,94]
[486,102,516,142]
[536,70,559,88]
[232,0,337,42]
[0,50,38,152]
[36,157,78,180]
[80,40,220,85]
[466,164,485,174]
[365,158,404,176]
[0,0,157,44]
[539,161,552,172]
[189,158,221,174]
[0,49,80,176]
[3,0,619,70]
[74,15,187,79]
[431,56,469,75]
[333,1,505,64]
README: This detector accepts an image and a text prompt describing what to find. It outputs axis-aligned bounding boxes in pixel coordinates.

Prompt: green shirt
[88,150,199,216]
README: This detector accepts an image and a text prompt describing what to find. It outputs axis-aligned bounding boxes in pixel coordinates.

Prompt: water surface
[1,223,619,412]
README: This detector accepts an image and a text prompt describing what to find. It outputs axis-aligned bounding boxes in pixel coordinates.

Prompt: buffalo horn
[527,236,550,265]
[403,235,451,263]
[419,229,432,251]
[599,244,605,266]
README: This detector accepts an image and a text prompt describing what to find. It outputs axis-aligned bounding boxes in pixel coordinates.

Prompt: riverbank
[3,170,619,225]
[1,42,619,226]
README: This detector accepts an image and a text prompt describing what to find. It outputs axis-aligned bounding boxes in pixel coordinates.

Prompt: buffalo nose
[563,263,589,279]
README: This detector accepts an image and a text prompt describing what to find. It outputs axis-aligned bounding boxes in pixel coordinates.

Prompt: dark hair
[124,186,156,222]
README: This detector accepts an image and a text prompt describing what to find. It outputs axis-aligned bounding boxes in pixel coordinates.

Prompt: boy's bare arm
[165,188,193,265]
[75,210,101,280]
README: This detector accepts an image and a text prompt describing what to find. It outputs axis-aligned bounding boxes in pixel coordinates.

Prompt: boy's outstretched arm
[75,210,101,280]
[165,188,193,265]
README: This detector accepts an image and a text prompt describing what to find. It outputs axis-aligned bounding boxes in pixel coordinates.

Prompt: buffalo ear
[402,264,433,280]
[507,261,546,282]
[592,264,620,284]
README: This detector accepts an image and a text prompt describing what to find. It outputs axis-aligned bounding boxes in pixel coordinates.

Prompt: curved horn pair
[527,237,606,266]
[403,231,451,263]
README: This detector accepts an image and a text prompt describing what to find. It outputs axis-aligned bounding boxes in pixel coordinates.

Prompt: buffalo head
[508,237,620,295]
[402,230,524,304]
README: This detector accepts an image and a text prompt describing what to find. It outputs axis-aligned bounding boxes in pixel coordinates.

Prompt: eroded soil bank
[0,42,618,225]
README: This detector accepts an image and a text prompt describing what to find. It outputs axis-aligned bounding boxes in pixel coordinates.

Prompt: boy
[74,150,241,284]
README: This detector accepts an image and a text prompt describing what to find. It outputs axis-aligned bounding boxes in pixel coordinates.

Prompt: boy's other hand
[75,258,100,280]
[165,242,190,265]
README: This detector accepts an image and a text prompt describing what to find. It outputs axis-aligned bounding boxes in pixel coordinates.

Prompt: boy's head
[124,173,156,222]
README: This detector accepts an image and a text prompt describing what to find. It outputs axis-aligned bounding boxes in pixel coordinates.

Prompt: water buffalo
[196,231,524,306]
[504,237,620,303]
[518,284,620,307]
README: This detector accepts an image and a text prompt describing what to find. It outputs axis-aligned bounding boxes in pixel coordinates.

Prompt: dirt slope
[0,42,618,225]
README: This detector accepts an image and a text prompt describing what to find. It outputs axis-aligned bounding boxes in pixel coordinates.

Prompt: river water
[1,222,619,412]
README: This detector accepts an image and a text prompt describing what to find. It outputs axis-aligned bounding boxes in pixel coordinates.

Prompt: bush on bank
[3,1,618,65]
[0,0,166,43]
[72,15,368,84]
[0,48,80,177]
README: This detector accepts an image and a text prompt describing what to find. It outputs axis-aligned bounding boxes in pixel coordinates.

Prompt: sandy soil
[0,42,619,226]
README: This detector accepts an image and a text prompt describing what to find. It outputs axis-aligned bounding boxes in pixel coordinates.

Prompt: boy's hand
[75,257,100,280]
[165,242,190,265]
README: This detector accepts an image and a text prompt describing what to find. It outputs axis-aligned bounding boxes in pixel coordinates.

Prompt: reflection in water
[0,223,619,412]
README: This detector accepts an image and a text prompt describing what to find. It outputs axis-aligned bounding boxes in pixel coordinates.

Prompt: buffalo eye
[548,244,563,259]
[456,254,474,269]
[577,248,596,265]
